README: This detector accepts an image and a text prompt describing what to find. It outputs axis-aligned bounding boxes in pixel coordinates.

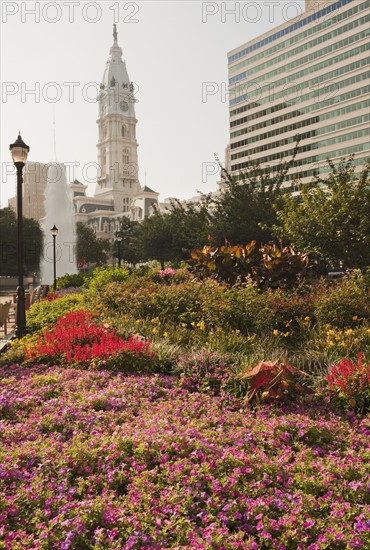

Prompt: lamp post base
[15,285,27,338]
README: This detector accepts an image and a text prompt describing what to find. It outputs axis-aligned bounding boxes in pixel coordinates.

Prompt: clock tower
[95,25,141,214]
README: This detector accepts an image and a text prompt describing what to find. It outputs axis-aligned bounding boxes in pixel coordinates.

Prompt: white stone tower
[94,24,140,215]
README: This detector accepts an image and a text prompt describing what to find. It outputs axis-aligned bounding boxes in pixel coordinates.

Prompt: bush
[189,242,309,289]
[327,354,370,414]
[314,271,370,329]
[87,266,131,293]
[148,267,191,285]
[26,292,85,332]
[238,359,311,405]
[56,272,92,289]
[24,310,156,370]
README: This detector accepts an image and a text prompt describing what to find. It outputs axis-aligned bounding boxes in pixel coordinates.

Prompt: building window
[122,197,130,213]
[123,148,129,164]
[122,124,127,137]
[123,148,129,175]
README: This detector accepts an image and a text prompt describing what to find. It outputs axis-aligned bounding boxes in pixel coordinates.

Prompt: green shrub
[314,271,370,329]
[189,242,309,289]
[56,272,92,289]
[148,267,191,284]
[26,293,85,332]
[87,266,131,294]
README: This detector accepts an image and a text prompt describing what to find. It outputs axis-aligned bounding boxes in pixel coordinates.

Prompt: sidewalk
[0,295,16,352]
[0,331,15,352]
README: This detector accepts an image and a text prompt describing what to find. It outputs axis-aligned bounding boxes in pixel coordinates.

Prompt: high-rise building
[8,162,49,221]
[227,0,370,185]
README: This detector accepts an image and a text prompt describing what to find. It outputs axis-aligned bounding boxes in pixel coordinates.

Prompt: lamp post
[116,235,122,266]
[9,133,30,338]
[50,225,58,290]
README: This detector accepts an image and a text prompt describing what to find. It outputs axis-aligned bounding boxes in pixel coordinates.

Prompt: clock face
[120,100,129,112]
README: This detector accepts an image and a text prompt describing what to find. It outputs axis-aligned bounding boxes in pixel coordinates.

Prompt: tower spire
[113,23,118,42]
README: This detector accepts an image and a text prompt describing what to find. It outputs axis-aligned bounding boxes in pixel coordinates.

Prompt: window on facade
[122,197,130,213]
[122,125,127,137]
[123,148,129,175]
[123,148,129,164]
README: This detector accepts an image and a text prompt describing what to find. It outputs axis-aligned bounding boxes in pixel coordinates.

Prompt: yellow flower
[284,332,290,337]
[151,317,159,324]
[163,331,168,338]
[304,316,310,321]
[151,328,157,334]
[345,329,353,335]
[197,320,205,331]
[235,329,240,334]
[273,329,279,336]
[352,315,358,321]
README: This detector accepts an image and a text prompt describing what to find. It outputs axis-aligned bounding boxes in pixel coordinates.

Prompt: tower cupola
[101,24,130,88]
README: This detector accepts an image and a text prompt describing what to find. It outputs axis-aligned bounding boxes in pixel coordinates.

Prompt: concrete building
[227,0,370,185]
[71,24,160,238]
[9,26,160,237]
[8,162,49,222]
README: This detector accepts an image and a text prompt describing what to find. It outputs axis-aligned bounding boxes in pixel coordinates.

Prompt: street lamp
[50,225,58,290]
[116,235,122,266]
[9,133,30,338]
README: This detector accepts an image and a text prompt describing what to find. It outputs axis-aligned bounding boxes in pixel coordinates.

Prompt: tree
[274,158,370,269]
[209,139,300,247]
[0,207,42,276]
[76,222,111,268]
[113,217,141,266]
[139,200,212,267]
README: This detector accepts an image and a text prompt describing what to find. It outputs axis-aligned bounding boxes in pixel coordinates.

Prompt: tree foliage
[208,140,300,247]
[113,217,141,266]
[274,158,370,268]
[0,207,42,276]
[76,222,111,268]
[139,200,212,267]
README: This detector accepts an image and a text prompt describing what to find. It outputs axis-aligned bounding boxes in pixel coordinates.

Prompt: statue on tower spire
[113,23,118,42]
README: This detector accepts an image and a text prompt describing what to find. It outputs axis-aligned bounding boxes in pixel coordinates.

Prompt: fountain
[40,163,77,285]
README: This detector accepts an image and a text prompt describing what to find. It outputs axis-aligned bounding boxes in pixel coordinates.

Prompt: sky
[0,0,306,207]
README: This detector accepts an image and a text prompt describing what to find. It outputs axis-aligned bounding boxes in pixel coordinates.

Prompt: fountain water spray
[40,163,77,284]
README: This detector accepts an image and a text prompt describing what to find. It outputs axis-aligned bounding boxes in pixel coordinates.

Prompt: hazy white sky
[1,0,306,206]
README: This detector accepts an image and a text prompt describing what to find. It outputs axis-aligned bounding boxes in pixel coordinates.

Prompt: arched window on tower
[122,124,127,138]
[122,148,129,176]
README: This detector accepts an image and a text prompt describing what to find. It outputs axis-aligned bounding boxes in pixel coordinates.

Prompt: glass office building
[228,0,370,185]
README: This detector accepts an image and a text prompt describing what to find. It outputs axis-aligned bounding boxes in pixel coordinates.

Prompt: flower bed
[0,364,369,549]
